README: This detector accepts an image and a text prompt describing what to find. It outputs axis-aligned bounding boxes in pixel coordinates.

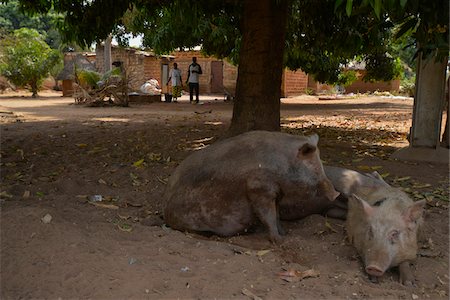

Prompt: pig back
[166,131,318,193]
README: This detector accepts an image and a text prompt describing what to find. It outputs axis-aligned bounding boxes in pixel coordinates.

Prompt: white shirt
[169,68,182,86]
[188,63,201,83]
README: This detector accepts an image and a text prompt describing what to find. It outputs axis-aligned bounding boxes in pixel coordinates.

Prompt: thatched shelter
[56,53,96,96]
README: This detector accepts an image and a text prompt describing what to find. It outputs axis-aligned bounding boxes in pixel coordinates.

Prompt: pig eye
[388,230,400,244]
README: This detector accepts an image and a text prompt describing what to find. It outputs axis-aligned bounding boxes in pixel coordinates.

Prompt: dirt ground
[1,90,448,299]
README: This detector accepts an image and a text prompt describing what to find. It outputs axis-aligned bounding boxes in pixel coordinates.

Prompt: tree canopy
[13,0,449,134]
[0,0,67,50]
[0,28,61,97]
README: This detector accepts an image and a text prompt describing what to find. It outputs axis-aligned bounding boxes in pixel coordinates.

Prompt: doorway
[210,61,224,93]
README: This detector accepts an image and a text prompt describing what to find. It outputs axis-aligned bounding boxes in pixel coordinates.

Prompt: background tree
[337,0,449,152]
[0,28,61,97]
[0,0,64,50]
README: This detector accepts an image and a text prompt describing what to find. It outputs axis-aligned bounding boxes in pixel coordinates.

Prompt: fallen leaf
[23,190,30,198]
[76,143,88,148]
[118,214,131,220]
[89,202,119,210]
[133,159,145,167]
[156,176,168,185]
[395,176,411,182]
[148,153,162,162]
[98,178,107,185]
[118,223,133,232]
[125,201,143,208]
[41,213,52,224]
[325,219,338,233]
[0,191,13,199]
[278,269,320,282]
[16,149,24,160]
[256,250,271,256]
[241,288,262,300]
[357,165,372,171]
[412,183,431,189]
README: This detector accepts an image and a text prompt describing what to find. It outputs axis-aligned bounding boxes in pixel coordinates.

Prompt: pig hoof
[270,234,283,244]
[402,280,415,287]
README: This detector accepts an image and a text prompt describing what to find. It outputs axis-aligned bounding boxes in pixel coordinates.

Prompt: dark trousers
[189,83,199,102]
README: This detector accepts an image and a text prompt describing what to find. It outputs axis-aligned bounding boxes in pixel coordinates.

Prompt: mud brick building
[59,46,399,98]
[95,45,174,93]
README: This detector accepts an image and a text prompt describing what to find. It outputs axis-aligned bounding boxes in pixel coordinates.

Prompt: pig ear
[308,133,319,146]
[402,200,426,225]
[298,143,317,157]
[349,194,374,217]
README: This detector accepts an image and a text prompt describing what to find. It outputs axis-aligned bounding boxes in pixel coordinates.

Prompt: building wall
[62,80,74,96]
[96,45,172,92]
[223,60,238,96]
[345,78,401,93]
[281,69,309,97]
[170,50,217,94]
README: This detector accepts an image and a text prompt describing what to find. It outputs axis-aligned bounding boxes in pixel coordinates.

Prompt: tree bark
[228,0,290,136]
[409,54,447,148]
[31,81,38,98]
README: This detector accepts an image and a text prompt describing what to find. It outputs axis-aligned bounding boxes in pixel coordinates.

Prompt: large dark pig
[164,131,340,243]
[324,166,426,285]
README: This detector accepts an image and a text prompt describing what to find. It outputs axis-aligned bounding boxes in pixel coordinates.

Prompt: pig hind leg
[246,174,284,243]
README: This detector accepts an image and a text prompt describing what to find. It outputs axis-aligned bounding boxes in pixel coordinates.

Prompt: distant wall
[281,69,309,97]
[96,45,171,92]
[345,77,401,93]
[223,60,238,96]
[170,50,216,94]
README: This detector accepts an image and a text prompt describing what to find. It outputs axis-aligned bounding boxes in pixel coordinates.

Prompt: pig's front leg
[399,261,415,286]
[246,174,283,243]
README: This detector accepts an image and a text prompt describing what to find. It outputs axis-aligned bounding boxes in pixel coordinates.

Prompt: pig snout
[364,248,392,278]
[365,265,385,277]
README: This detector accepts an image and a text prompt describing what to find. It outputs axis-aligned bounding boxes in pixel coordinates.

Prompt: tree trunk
[409,54,447,148]
[104,35,112,73]
[228,0,290,136]
[31,81,38,98]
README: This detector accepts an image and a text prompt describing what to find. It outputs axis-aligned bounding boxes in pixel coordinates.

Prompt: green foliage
[336,0,449,61]
[364,53,402,82]
[0,0,67,50]
[0,28,61,97]
[126,1,242,63]
[76,69,102,89]
[337,70,358,86]
[400,75,415,96]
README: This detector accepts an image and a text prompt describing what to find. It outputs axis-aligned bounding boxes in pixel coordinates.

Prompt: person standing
[166,62,183,103]
[186,57,202,104]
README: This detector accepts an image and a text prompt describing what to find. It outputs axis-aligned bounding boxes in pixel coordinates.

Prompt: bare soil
[1,90,448,299]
